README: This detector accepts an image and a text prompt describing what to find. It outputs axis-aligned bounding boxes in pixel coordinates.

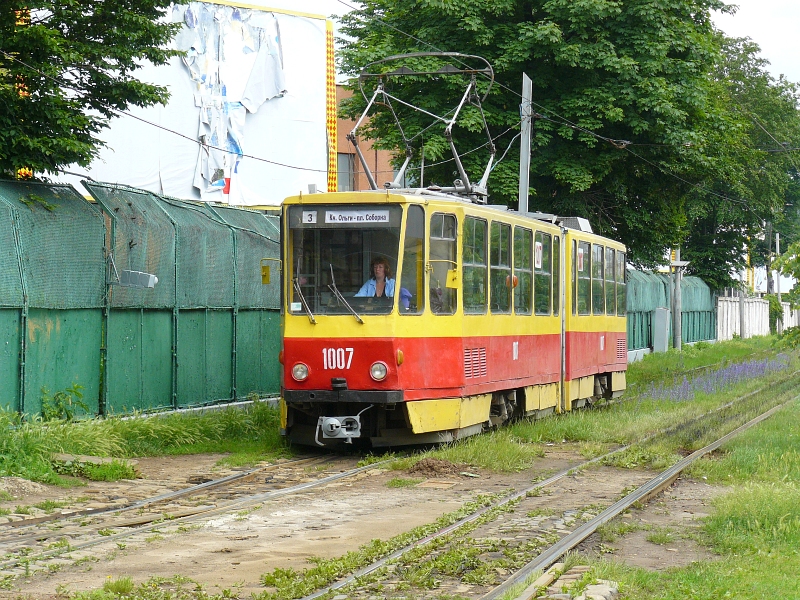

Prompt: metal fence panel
[176,309,233,407]
[105,310,173,414]
[0,181,105,309]
[236,310,280,398]
[0,309,21,412]
[23,308,101,417]
[156,198,235,309]
[0,201,23,308]
[207,205,281,309]
[84,183,177,309]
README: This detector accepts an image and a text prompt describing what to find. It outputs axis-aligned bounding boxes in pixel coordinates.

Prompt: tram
[278,190,627,447]
[277,52,627,446]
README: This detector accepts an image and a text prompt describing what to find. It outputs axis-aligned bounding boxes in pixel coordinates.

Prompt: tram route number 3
[323,347,354,370]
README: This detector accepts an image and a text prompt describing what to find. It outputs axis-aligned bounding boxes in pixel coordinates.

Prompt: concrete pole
[518,73,533,214]
[673,247,682,350]
[739,267,747,339]
[777,232,782,334]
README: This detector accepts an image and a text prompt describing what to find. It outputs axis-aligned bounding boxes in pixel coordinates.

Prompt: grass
[257,495,501,599]
[69,575,238,599]
[386,477,423,488]
[0,402,289,485]
[582,399,800,600]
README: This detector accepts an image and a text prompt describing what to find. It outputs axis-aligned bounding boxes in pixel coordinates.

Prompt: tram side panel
[563,231,627,409]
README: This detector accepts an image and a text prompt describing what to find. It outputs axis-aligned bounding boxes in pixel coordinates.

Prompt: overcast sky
[712,0,800,83]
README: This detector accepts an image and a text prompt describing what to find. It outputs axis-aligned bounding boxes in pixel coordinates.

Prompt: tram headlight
[370,361,388,381]
[291,362,309,382]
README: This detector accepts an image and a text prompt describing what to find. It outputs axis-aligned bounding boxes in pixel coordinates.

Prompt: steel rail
[0,456,329,532]
[0,458,392,570]
[483,396,798,600]
[299,370,800,600]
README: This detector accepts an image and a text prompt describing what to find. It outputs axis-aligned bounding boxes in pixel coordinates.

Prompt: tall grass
[0,402,288,484]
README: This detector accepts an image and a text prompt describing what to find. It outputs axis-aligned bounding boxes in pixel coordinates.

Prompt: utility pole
[739,267,747,339]
[766,220,774,294]
[518,73,533,214]
[777,232,783,334]
[671,247,688,350]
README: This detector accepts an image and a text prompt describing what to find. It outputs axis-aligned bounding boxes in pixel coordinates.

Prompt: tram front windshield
[286,205,403,315]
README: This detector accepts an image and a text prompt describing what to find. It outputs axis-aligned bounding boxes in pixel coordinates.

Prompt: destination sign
[325,210,390,224]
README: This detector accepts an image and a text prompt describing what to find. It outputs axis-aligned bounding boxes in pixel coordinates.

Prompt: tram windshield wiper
[328,264,364,324]
[293,259,316,324]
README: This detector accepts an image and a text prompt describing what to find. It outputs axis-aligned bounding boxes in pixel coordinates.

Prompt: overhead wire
[332,0,773,214]
[0,49,328,174]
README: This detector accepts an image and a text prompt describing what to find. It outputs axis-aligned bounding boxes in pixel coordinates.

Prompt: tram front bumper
[283,389,403,404]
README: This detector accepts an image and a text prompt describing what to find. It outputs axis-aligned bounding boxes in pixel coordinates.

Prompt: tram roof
[283,189,621,245]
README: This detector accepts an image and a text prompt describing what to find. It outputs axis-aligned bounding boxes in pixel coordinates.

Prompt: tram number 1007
[322,347,354,370]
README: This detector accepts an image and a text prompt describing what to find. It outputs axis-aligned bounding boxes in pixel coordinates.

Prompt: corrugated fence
[626,270,717,351]
[0,180,280,416]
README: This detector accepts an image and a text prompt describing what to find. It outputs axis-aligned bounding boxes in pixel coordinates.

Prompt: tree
[337,0,800,285]
[0,1,181,178]
[683,37,800,289]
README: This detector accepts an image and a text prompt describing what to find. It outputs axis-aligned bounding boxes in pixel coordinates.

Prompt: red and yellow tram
[278,190,627,447]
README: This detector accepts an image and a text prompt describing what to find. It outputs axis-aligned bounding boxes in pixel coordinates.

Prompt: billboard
[64,1,336,206]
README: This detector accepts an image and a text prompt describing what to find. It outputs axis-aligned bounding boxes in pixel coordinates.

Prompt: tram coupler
[314,405,374,446]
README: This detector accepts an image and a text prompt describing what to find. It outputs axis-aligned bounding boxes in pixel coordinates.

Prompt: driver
[355,256,395,298]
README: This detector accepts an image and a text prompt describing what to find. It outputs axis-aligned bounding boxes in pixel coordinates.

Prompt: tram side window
[490,222,512,313]
[514,227,532,315]
[400,205,425,314]
[463,217,488,313]
[534,231,552,315]
[430,213,457,315]
[574,241,591,315]
[605,247,616,315]
[616,251,627,316]
[553,236,560,316]
[592,244,604,315]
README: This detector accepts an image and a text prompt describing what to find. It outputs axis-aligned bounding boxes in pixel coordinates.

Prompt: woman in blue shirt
[356,256,395,298]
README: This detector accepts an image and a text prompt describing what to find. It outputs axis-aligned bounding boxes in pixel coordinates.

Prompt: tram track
[293,371,800,600]
[0,455,392,573]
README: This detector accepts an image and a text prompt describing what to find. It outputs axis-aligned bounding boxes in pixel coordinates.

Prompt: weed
[41,384,88,422]
[357,452,396,467]
[387,477,423,488]
[103,575,134,594]
[116,542,127,550]
[646,527,676,545]
[54,458,136,482]
[145,534,164,543]
[0,491,12,501]
[98,528,113,536]
[14,505,30,515]
[33,498,71,513]
[47,538,70,551]
[597,519,645,542]
[0,508,9,517]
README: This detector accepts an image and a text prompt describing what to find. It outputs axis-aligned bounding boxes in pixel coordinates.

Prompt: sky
[712,0,800,83]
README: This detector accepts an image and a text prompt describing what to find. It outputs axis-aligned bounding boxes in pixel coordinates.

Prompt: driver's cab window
[286,205,402,315]
[429,213,457,315]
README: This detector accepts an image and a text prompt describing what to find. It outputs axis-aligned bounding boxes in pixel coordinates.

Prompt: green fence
[626,269,717,351]
[0,180,281,417]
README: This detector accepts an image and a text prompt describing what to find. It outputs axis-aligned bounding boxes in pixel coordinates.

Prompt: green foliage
[41,384,88,422]
[54,459,136,482]
[386,477,423,488]
[0,0,181,177]
[72,575,238,599]
[257,495,499,599]
[338,1,800,286]
[764,294,784,334]
[0,402,287,484]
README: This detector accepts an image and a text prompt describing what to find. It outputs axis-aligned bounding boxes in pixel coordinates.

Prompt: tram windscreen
[286,205,403,315]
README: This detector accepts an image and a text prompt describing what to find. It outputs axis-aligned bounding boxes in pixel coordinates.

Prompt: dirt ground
[0,447,724,598]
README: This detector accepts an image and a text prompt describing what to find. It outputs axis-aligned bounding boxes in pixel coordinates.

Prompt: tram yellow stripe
[405,394,491,433]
